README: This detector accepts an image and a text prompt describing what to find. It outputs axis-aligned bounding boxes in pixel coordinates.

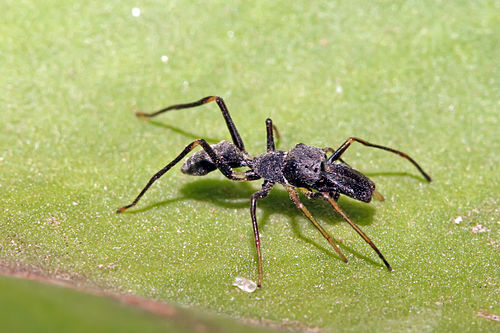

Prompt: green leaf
[1,0,498,331]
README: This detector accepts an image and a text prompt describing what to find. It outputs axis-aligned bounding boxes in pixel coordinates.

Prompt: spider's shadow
[364,171,426,183]
[126,178,386,268]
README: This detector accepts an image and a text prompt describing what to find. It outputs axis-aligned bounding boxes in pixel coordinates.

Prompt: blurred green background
[1,0,498,332]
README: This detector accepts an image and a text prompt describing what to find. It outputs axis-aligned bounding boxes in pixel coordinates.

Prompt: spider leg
[265,118,276,152]
[136,96,245,152]
[250,180,275,287]
[116,139,247,213]
[265,118,281,152]
[284,186,348,263]
[321,193,393,271]
[326,137,432,182]
[295,187,324,200]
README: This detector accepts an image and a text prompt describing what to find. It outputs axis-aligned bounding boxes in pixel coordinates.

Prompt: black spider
[117,96,432,287]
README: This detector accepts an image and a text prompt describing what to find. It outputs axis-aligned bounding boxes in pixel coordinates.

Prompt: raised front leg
[136,96,246,152]
[326,137,432,182]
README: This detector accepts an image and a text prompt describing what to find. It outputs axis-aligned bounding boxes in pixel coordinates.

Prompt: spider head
[283,144,375,203]
[319,162,375,203]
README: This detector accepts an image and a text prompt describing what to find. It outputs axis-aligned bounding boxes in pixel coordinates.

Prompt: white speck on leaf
[471,224,488,234]
[132,7,141,17]
[232,276,257,293]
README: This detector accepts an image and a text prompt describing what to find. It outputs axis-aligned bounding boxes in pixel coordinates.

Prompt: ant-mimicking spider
[117,96,432,287]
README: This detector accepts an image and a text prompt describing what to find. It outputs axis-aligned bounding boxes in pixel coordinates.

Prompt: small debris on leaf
[477,312,500,322]
[232,276,257,293]
[471,224,487,234]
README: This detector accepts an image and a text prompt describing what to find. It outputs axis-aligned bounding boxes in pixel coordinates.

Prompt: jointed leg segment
[117,139,245,213]
[322,193,393,271]
[136,96,246,152]
[285,186,348,263]
[292,187,392,271]
[250,180,275,287]
[265,118,275,152]
[327,137,432,182]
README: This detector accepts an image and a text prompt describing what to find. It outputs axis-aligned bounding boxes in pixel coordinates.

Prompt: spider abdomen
[181,140,245,176]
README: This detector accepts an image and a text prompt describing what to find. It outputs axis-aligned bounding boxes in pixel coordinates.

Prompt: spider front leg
[136,96,246,152]
[326,137,432,182]
[116,139,246,213]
